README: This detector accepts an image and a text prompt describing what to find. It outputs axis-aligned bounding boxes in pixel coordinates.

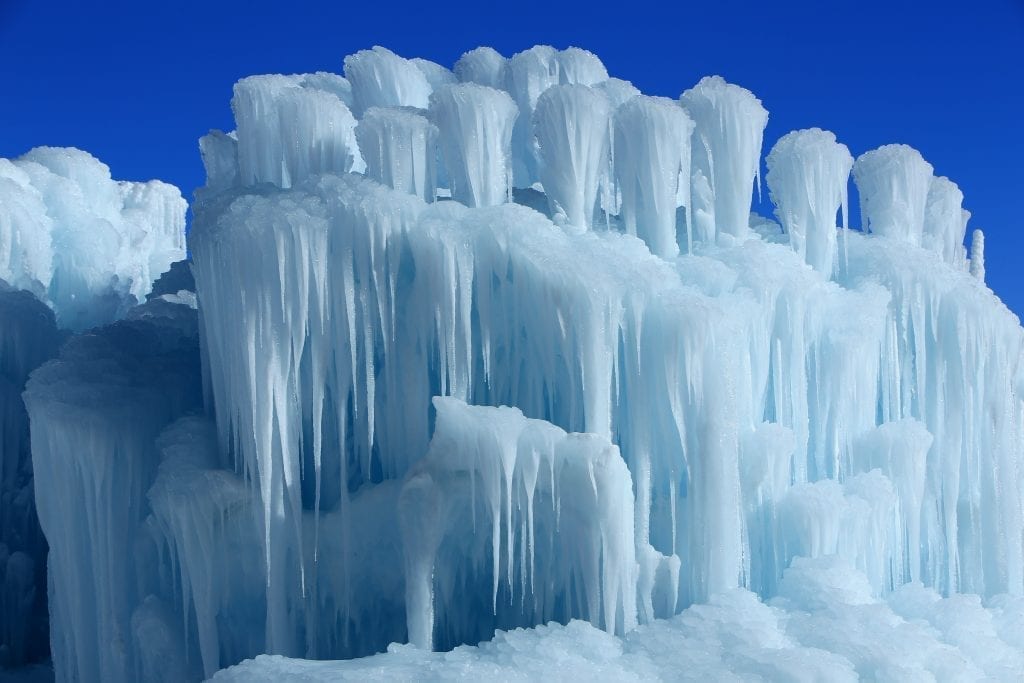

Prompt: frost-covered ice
[11,43,1024,683]
[0,148,186,330]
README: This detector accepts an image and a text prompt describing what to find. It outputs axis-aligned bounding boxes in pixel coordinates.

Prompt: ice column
[924,176,968,266]
[504,46,561,187]
[400,398,637,651]
[454,47,507,89]
[23,299,202,683]
[533,85,611,231]
[766,128,853,277]
[198,130,239,192]
[430,84,517,208]
[613,96,694,258]
[356,107,438,202]
[343,46,432,116]
[970,228,985,282]
[680,76,768,240]
[232,76,360,188]
[852,144,933,246]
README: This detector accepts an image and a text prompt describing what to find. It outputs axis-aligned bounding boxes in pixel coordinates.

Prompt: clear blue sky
[2,0,1022,312]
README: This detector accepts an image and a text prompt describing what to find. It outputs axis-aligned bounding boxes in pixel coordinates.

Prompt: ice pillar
[680,76,768,241]
[429,83,517,208]
[533,84,611,231]
[852,144,933,247]
[766,128,853,277]
[356,107,438,202]
[343,46,432,117]
[924,176,968,266]
[613,96,694,258]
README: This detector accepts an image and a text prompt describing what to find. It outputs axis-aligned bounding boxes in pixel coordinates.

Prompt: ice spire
[613,96,694,258]
[356,107,438,202]
[852,144,934,247]
[533,84,612,231]
[924,176,968,266]
[766,128,854,278]
[343,46,432,116]
[970,228,986,282]
[429,83,518,208]
[680,76,768,241]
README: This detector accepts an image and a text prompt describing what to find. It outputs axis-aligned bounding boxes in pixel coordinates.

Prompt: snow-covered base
[214,557,1024,682]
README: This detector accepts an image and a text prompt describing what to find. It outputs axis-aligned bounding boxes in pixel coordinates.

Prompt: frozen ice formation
[6,43,1022,682]
[401,398,637,650]
[0,147,186,330]
[430,83,517,207]
[613,96,694,256]
[853,143,934,247]
[680,76,769,241]
[766,128,853,277]
[533,84,611,230]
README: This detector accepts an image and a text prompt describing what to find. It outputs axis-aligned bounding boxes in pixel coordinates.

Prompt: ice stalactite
[232,75,362,189]
[853,144,934,247]
[23,296,202,683]
[533,84,611,231]
[399,398,637,651]
[429,84,517,208]
[356,107,438,202]
[680,76,768,241]
[612,96,694,257]
[343,47,433,117]
[766,128,854,278]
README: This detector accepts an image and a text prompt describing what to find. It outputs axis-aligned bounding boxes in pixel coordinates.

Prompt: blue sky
[2,0,1022,312]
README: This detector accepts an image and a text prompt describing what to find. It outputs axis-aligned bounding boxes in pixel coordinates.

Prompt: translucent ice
[613,96,694,257]
[356,107,438,201]
[533,84,611,230]
[680,76,768,240]
[766,128,853,277]
[429,84,517,208]
[343,47,432,116]
[852,144,933,247]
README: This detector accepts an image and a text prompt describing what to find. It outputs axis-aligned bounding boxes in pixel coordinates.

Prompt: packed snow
[3,43,1023,682]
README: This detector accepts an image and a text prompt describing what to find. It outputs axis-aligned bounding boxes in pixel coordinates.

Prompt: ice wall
[0,148,186,330]
[401,398,636,650]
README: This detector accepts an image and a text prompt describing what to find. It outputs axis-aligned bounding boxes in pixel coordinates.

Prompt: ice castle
[3,44,1024,681]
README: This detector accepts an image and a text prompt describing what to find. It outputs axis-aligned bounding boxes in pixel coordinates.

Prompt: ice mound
[0,147,186,331]
[18,42,1024,683]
